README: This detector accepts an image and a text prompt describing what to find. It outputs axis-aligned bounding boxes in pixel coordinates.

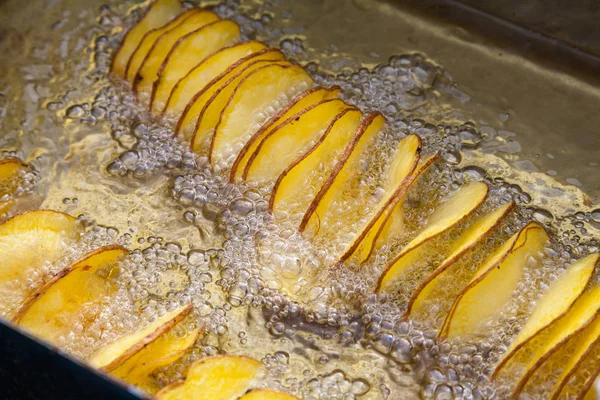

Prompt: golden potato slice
[243,100,352,183]
[508,286,600,396]
[369,154,439,256]
[376,181,489,292]
[15,245,128,344]
[240,389,300,400]
[162,41,268,118]
[548,310,600,399]
[578,368,600,400]
[156,355,265,400]
[406,201,515,318]
[299,112,385,235]
[0,158,27,213]
[177,49,285,137]
[269,108,362,214]
[125,9,199,84]
[186,58,288,150]
[209,63,314,168]
[496,253,599,375]
[113,326,202,394]
[112,0,183,77]
[89,303,194,371]
[230,86,342,183]
[150,19,242,115]
[0,210,81,318]
[439,222,550,339]
[134,10,221,101]
[338,134,422,263]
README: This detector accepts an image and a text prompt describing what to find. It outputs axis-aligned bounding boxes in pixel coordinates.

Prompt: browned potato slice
[187,58,289,152]
[338,134,422,263]
[125,9,199,84]
[405,201,515,318]
[89,304,193,371]
[0,210,81,319]
[134,10,221,102]
[376,181,489,292]
[150,19,242,115]
[299,112,385,235]
[439,222,549,339]
[209,64,314,168]
[240,389,300,400]
[15,245,128,344]
[161,41,268,118]
[230,86,342,183]
[269,108,362,215]
[243,100,352,183]
[177,49,285,137]
[112,0,183,77]
[155,355,265,400]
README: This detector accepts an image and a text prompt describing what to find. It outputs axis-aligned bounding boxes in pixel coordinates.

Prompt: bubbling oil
[0,0,599,398]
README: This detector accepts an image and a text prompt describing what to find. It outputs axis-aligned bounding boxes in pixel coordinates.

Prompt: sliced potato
[150,19,242,115]
[240,389,300,400]
[162,41,267,118]
[0,210,81,318]
[338,134,422,263]
[188,58,288,150]
[549,312,600,400]
[156,355,265,400]
[495,253,599,379]
[134,10,221,100]
[209,63,314,168]
[269,108,362,214]
[0,158,27,213]
[439,222,550,339]
[367,153,439,259]
[112,0,183,77]
[578,367,600,400]
[376,181,489,292]
[299,112,385,234]
[89,303,194,371]
[243,100,352,182]
[406,202,515,318]
[125,9,199,84]
[507,285,600,396]
[15,245,128,344]
[231,86,342,183]
[113,326,201,394]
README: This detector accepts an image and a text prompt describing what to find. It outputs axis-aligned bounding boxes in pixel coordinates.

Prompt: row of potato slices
[0,210,296,399]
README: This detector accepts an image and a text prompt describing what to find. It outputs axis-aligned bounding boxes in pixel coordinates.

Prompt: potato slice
[230,86,342,183]
[113,326,202,394]
[134,10,221,101]
[578,368,600,400]
[243,100,352,183]
[0,158,27,213]
[507,286,600,396]
[494,253,599,379]
[406,201,515,318]
[240,389,300,400]
[376,181,489,292]
[269,108,362,214]
[150,19,242,115]
[299,112,385,234]
[549,310,600,399]
[338,134,422,263]
[367,153,439,259]
[209,63,314,168]
[112,0,183,77]
[187,57,288,149]
[0,210,81,318]
[156,355,265,400]
[125,9,199,84]
[89,303,194,371]
[15,245,128,344]
[162,41,267,118]
[439,222,550,339]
